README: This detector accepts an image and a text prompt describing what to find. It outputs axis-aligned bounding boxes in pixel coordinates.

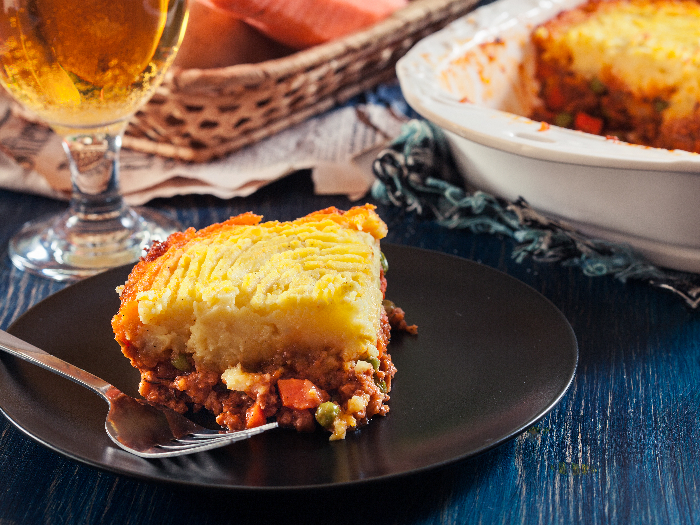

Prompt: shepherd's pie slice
[112,205,406,440]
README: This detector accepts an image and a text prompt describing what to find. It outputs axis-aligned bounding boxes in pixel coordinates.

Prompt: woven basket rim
[122,0,480,161]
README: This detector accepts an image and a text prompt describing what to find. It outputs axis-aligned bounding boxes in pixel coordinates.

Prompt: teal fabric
[372,119,700,308]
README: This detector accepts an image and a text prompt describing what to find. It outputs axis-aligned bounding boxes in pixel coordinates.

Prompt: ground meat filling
[531,63,670,149]
[126,309,398,435]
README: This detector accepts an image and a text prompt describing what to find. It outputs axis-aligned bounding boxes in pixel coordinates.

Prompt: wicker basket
[121,0,480,162]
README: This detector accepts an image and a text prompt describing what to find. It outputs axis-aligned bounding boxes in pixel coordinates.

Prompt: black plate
[1,244,577,490]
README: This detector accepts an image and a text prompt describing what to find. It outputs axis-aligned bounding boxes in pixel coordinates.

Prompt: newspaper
[0,90,408,205]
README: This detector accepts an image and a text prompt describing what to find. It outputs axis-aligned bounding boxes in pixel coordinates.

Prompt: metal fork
[0,329,277,458]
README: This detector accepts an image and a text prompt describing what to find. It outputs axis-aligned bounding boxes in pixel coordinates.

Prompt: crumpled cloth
[371,119,700,309]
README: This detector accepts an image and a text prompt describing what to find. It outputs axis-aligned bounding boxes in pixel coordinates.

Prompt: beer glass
[0,0,189,280]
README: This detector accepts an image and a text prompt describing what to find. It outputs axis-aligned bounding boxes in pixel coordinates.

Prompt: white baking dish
[396,0,700,272]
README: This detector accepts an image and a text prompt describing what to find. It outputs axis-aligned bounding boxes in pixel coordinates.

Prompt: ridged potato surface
[113,205,387,375]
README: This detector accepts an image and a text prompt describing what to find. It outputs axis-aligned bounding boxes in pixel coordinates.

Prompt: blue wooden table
[1,164,699,523]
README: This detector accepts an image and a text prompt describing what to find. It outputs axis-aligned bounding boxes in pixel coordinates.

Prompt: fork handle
[0,329,112,400]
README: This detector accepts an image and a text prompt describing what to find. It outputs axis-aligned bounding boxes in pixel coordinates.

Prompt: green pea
[589,77,606,95]
[171,353,191,372]
[365,356,380,371]
[315,402,340,429]
[383,299,395,315]
[554,112,573,128]
[653,99,669,113]
[380,251,389,274]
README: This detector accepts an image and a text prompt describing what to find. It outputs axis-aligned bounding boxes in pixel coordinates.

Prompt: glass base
[9,207,181,281]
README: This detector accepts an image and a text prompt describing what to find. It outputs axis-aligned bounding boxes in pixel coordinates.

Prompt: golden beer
[0,0,188,133]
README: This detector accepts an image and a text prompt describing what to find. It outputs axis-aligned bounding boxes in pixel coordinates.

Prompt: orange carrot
[277,378,325,409]
[201,0,408,49]
[574,112,604,135]
[245,401,266,428]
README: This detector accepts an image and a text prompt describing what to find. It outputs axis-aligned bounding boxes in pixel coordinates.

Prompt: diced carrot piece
[574,112,604,135]
[277,379,324,410]
[245,401,266,428]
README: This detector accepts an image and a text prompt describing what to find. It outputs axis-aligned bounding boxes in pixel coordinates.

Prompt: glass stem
[63,131,126,221]
[9,124,182,279]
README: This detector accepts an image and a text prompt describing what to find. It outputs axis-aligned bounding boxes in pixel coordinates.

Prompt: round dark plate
[0,244,577,490]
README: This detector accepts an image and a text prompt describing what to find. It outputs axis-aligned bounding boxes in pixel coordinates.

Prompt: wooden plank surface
[1,170,699,524]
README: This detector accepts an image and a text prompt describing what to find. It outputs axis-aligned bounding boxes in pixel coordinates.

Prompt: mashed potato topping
[133,209,384,370]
